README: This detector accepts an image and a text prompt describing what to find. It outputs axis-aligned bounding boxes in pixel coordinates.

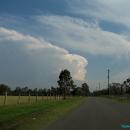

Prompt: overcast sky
[0,0,130,91]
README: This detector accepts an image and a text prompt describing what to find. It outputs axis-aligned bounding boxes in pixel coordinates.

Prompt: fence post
[4,91,7,105]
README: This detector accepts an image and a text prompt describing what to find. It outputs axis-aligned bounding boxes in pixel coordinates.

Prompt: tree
[13,86,21,96]
[126,78,130,93]
[71,84,77,96]
[50,87,54,96]
[33,88,38,96]
[82,83,90,96]
[42,88,47,96]
[57,69,73,99]
[0,84,11,95]
[74,87,83,96]
[38,89,44,96]
[126,78,130,83]
[21,86,29,96]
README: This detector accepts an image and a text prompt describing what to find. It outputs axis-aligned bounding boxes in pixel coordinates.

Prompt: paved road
[44,97,130,130]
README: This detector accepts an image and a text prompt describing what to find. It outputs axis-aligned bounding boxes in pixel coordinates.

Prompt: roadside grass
[0,97,86,130]
[101,96,130,104]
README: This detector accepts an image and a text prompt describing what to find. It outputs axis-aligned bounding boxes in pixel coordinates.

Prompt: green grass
[101,96,130,104]
[0,97,86,130]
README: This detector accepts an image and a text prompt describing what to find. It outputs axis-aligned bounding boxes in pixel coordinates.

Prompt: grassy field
[0,97,86,130]
[0,96,59,105]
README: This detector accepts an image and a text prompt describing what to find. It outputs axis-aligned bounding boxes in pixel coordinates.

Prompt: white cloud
[64,54,87,80]
[37,15,130,57]
[0,27,88,87]
[67,0,130,28]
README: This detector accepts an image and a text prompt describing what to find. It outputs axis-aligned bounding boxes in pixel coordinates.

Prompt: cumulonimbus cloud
[0,27,88,87]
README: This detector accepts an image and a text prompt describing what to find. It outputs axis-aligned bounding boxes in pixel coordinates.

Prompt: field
[0,97,85,130]
[0,96,60,105]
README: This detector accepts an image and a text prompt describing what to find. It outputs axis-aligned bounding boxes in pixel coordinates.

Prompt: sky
[0,0,130,91]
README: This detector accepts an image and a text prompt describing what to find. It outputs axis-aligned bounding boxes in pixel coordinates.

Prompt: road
[44,97,130,130]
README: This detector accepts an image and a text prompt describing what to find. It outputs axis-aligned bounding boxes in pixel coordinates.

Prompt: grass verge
[101,96,130,104]
[0,97,86,130]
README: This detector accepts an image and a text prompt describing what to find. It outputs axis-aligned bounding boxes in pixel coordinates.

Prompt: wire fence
[0,93,63,106]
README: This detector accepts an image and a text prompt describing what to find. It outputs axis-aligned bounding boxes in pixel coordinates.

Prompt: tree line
[0,69,90,99]
[93,77,130,96]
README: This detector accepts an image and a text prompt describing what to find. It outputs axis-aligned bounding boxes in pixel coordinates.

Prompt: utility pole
[107,69,110,95]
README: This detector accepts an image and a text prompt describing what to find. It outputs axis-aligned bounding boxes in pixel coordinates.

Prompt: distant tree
[109,83,122,95]
[42,88,47,96]
[126,78,130,83]
[13,86,21,96]
[74,87,83,96]
[47,89,51,97]
[38,89,44,96]
[57,69,73,99]
[21,86,29,96]
[51,86,57,97]
[126,78,130,93]
[71,84,77,96]
[56,87,62,96]
[0,84,11,95]
[82,83,90,96]
[33,88,38,96]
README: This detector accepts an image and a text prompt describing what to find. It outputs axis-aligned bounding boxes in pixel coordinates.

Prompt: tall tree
[57,69,73,99]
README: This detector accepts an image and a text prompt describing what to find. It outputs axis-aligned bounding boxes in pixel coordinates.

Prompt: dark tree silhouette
[0,84,11,95]
[126,78,130,93]
[21,86,29,96]
[82,83,90,96]
[13,86,21,96]
[57,69,73,99]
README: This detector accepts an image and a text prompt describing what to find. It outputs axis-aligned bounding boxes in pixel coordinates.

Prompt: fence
[0,93,62,106]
